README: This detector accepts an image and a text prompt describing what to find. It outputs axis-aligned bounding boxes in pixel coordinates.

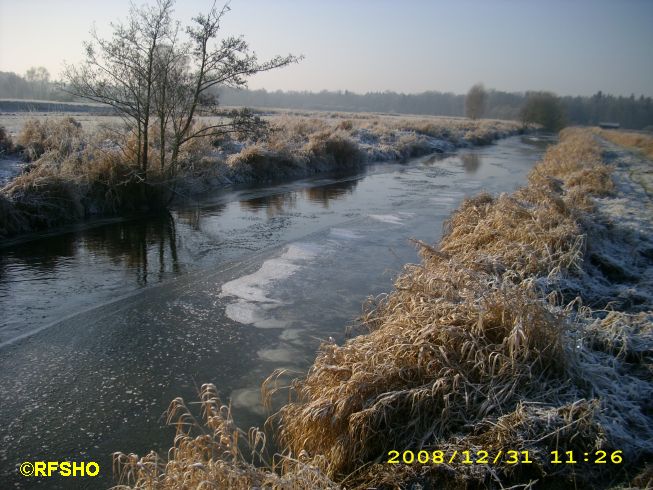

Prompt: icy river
[0,135,552,488]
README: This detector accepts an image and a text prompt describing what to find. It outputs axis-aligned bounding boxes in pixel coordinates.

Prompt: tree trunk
[160,117,166,172]
[136,123,142,168]
[142,114,149,182]
[159,83,166,172]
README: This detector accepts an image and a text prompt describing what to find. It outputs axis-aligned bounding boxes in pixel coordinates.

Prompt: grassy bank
[0,114,522,240]
[597,129,653,160]
[111,128,653,489]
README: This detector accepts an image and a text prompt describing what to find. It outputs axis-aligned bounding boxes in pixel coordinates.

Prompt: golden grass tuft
[112,384,337,489]
[598,129,653,161]
[265,264,570,476]
[15,116,83,161]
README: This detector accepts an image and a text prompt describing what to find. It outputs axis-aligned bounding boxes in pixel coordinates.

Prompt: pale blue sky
[1,0,651,96]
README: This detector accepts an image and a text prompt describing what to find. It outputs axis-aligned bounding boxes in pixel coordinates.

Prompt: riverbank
[0,113,523,240]
[114,128,653,489]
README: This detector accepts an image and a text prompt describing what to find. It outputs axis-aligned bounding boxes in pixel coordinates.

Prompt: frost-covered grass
[177,113,523,193]
[112,129,653,489]
[0,118,168,238]
[179,112,523,188]
[598,128,653,160]
[0,113,523,238]
[261,129,652,489]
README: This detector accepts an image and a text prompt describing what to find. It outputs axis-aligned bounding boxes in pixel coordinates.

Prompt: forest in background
[1,69,652,129]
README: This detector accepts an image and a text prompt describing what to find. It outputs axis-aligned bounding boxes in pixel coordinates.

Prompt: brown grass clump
[0,124,152,237]
[15,116,83,161]
[303,130,362,168]
[227,144,302,181]
[598,129,653,160]
[224,121,364,181]
[265,263,570,476]
[531,128,614,197]
[260,128,650,489]
[440,128,613,276]
[1,163,84,231]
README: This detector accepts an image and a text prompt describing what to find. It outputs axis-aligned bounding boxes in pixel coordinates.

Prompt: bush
[520,92,566,132]
[304,130,362,167]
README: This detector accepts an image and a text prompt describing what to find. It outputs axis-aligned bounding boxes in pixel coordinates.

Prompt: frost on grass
[112,384,338,489]
[113,129,652,489]
[261,128,653,489]
[1,113,523,238]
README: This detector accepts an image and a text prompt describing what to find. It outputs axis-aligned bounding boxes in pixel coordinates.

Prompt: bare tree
[164,3,300,174]
[25,66,51,99]
[63,0,300,196]
[465,83,487,120]
[63,0,176,188]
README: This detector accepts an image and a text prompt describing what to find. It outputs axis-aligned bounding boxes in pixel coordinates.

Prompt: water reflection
[240,193,298,217]
[82,213,181,285]
[303,179,358,207]
[240,178,359,216]
[1,234,77,274]
[461,153,482,174]
[2,213,181,286]
[422,153,449,166]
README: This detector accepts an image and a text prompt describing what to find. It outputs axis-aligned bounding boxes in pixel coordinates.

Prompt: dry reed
[598,129,653,161]
[112,384,337,489]
[261,128,651,489]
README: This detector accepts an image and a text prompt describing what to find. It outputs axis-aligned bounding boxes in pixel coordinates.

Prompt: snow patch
[220,242,322,327]
[369,214,404,225]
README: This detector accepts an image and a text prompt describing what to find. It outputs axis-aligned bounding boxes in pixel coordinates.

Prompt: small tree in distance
[465,83,487,120]
[63,0,301,200]
[25,66,51,99]
[520,91,566,132]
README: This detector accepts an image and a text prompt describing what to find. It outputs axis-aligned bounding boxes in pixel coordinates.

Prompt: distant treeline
[0,70,77,102]
[1,70,652,129]
[0,99,114,114]
[217,88,653,129]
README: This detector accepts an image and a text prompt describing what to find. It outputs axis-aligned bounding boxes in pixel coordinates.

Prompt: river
[0,135,552,488]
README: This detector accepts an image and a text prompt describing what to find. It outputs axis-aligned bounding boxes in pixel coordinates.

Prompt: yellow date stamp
[387,450,624,465]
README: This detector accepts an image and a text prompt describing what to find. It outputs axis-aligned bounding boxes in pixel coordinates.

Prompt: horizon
[1,0,652,98]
